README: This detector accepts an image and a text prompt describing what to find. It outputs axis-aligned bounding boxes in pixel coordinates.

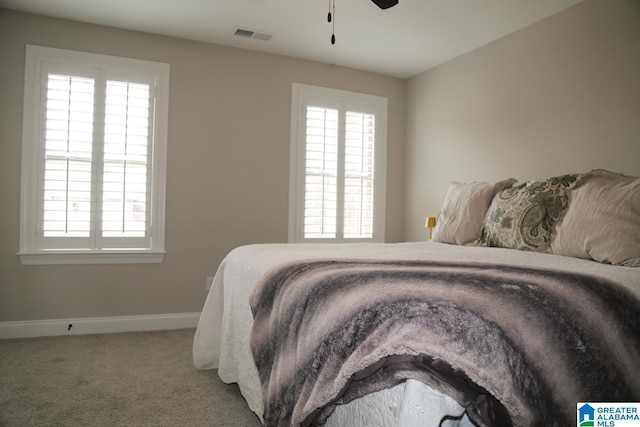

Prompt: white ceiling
[0,0,582,78]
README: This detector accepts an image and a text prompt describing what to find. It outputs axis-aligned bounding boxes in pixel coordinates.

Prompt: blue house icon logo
[579,404,595,427]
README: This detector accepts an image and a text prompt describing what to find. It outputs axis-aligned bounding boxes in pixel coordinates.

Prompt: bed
[193,169,640,426]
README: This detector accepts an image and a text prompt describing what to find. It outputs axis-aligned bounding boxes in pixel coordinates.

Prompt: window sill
[17,250,165,265]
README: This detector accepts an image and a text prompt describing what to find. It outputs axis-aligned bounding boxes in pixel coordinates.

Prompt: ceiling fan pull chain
[327,0,332,22]
[331,0,336,44]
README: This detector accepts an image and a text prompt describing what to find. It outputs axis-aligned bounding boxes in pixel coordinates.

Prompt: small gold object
[425,216,437,239]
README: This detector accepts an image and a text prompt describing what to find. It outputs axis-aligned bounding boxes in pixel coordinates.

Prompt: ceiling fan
[327,0,398,44]
[371,0,399,9]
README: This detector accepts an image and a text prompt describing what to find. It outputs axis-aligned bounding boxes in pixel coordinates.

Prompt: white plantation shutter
[304,106,338,238]
[39,72,154,250]
[19,45,169,264]
[290,84,386,243]
[43,74,95,240]
[343,111,375,239]
[102,81,151,242]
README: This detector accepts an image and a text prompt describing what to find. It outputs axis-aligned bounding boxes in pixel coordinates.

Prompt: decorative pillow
[477,174,578,251]
[550,169,640,267]
[432,178,516,245]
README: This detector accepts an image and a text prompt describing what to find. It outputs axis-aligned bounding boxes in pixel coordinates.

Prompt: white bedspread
[193,241,640,425]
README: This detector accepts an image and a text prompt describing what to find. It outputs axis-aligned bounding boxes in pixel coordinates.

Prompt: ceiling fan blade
[371,0,398,9]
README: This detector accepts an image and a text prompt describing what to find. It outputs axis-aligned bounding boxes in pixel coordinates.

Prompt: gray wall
[0,9,406,322]
[404,0,640,240]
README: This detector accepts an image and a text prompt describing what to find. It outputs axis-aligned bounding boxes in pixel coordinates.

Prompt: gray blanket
[249,259,640,426]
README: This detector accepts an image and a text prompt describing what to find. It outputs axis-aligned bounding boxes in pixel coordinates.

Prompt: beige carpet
[0,328,262,426]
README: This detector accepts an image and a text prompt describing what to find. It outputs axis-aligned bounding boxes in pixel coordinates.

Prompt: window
[289,83,387,243]
[18,45,170,264]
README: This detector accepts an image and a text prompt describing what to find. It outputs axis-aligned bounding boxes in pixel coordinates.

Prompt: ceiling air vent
[233,27,273,42]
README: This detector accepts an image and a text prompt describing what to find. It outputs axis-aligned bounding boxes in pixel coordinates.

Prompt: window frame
[288,83,387,243]
[18,45,170,265]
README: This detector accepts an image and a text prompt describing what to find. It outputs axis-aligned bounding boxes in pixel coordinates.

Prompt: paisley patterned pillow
[477,174,578,251]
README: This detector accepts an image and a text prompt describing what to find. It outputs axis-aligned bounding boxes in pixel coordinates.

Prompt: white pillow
[433,179,516,245]
[550,169,640,267]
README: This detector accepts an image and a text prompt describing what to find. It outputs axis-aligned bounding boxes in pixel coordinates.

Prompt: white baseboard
[0,312,201,339]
